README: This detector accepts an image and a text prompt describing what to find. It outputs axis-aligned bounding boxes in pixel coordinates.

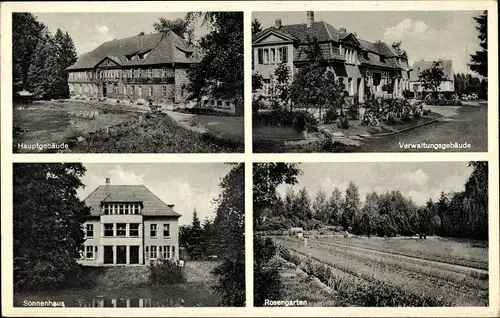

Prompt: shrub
[323,107,339,124]
[149,259,186,285]
[253,110,317,132]
[213,258,246,306]
[254,237,283,306]
[424,99,462,106]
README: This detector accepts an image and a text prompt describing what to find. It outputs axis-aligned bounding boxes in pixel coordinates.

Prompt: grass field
[13,100,243,153]
[275,236,488,306]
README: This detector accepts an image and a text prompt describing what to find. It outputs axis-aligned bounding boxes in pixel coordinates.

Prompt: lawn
[166,110,244,144]
[275,236,488,306]
[13,100,243,153]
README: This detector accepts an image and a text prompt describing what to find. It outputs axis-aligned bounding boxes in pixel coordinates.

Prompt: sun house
[79,178,181,266]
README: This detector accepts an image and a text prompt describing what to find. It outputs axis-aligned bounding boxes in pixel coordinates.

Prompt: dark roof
[67,32,198,70]
[254,21,404,69]
[294,42,344,62]
[410,60,453,81]
[84,184,181,217]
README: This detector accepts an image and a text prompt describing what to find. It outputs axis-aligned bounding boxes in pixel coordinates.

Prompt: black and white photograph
[252,11,488,153]
[12,12,244,153]
[253,162,488,306]
[13,163,245,307]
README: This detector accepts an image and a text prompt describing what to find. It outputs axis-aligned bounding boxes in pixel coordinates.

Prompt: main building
[67,32,198,104]
[79,178,181,266]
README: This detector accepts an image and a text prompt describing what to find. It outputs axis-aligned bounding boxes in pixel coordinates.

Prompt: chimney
[340,27,347,34]
[105,177,110,185]
[306,11,314,28]
[275,19,282,29]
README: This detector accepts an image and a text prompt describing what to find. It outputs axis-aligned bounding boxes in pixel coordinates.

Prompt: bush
[254,237,283,306]
[213,258,246,306]
[323,107,339,124]
[253,110,317,132]
[149,259,186,285]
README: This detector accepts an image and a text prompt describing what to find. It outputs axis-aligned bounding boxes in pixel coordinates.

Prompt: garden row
[277,237,488,306]
[314,236,488,270]
[277,243,447,307]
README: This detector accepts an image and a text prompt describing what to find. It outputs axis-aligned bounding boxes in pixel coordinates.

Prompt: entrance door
[129,246,139,264]
[104,246,114,264]
[117,245,127,264]
[102,84,107,97]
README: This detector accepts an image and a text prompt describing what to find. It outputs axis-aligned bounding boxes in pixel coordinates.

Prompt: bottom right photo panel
[253,161,488,307]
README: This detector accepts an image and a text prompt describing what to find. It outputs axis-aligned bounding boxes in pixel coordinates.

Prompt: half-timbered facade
[67,32,198,103]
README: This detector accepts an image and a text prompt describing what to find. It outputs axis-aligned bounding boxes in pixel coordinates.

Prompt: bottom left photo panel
[12,162,245,308]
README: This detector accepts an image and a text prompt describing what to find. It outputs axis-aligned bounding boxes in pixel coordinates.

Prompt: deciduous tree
[418,61,445,94]
[13,163,90,291]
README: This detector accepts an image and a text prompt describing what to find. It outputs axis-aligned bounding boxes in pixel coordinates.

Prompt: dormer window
[102,203,142,215]
[380,56,386,63]
[185,52,193,59]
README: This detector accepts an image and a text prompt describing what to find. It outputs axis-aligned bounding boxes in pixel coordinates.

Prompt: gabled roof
[410,59,453,81]
[67,32,199,70]
[253,21,342,43]
[84,184,181,217]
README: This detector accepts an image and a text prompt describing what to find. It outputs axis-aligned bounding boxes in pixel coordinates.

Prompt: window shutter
[282,47,288,63]
[258,49,263,64]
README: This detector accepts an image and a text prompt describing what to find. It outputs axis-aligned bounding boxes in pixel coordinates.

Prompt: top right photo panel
[252,10,488,153]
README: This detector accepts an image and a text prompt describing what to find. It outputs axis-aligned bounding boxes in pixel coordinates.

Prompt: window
[113,85,118,94]
[104,223,114,236]
[263,49,269,64]
[86,224,94,238]
[225,101,231,107]
[150,246,157,259]
[162,86,168,97]
[160,246,170,259]
[150,224,157,237]
[172,246,176,259]
[279,47,288,63]
[86,246,94,259]
[257,48,263,64]
[129,223,139,237]
[163,224,170,237]
[148,86,153,97]
[117,223,126,236]
[270,48,276,63]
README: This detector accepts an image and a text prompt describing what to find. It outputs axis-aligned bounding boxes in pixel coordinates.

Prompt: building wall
[253,43,295,80]
[79,215,179,266]
[144,219,179,262]
[174,68,190,102]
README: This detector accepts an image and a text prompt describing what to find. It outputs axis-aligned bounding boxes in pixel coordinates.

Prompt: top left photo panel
[12,12,244,153]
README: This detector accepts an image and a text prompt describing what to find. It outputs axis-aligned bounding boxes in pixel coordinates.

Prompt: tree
[418,61,445,94]
[273,62,291,107]
[252,18,262,35]
[186,12,243,108]
[27,34,61,99]
[469,11,487,77]
[253,163,301,306]
[54,29,78,98]
[154,17,189,39]
[293,187,313,228]
[185,208,203,260]
[312,189,328,221]
[290,36,345,119]
[12,13,47,90]
[326,188,343,226]
[13,163,90,291]
[341,182,360,231]
[211,164,245,306]
[463,161,488,239]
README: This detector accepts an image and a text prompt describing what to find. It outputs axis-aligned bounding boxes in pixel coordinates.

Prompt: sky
[34,12,207,55]
[276,162,473,206]
[253,11,483,74]
[77,163,234,225]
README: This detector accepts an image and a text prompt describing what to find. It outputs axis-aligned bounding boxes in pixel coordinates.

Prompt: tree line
[259,162,488,240]
[13,13,77,99]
